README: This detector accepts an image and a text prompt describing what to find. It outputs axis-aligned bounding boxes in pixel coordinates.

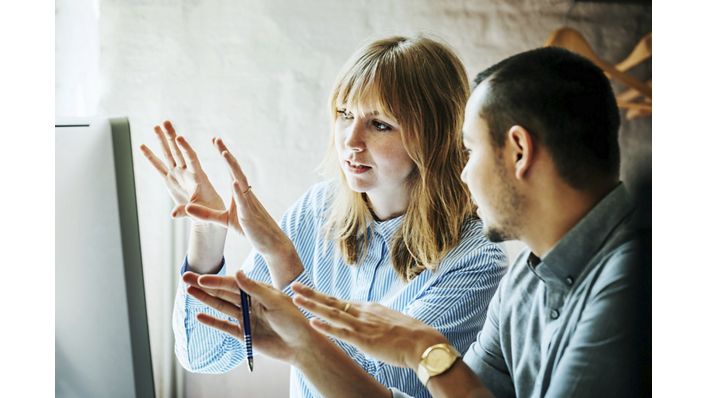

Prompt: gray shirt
[464,183,642,397]
[392,183,643,398]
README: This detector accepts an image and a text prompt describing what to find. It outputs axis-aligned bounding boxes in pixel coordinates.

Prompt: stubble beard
[483,161,524,243]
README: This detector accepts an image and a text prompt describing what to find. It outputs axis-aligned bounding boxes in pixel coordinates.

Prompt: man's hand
[292,283,449,370]
[185,271,319,364]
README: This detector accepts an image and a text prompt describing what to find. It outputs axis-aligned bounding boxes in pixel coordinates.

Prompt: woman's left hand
[184,137,304,288]
[292,283,449,370]
[186,271,319,364]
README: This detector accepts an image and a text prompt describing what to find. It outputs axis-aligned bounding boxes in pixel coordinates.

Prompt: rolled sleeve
[464,277,515,398]
[173,256,245,373]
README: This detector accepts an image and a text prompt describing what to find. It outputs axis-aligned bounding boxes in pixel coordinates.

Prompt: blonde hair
[323,36,475,281]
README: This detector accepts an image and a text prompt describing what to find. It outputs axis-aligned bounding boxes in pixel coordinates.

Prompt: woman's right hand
[140,120,226,221]
[186,270,320,364]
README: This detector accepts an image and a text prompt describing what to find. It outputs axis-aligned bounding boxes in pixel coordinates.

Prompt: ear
[506,125,534,180]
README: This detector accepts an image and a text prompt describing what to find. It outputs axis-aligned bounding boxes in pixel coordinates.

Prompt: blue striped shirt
[173,180,507,398]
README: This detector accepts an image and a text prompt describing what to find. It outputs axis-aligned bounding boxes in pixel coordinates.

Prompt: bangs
[332,53,399,121]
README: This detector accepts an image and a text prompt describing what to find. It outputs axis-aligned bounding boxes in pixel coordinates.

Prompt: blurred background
[55,0,651,397]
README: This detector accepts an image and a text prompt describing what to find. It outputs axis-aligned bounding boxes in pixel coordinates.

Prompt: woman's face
[334,101,415,200]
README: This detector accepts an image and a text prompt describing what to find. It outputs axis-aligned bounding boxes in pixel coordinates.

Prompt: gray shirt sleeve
[464,276,516,398]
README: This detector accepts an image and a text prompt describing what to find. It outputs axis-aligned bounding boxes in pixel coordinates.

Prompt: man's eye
[336,109,354,120]
[372,120,391,131]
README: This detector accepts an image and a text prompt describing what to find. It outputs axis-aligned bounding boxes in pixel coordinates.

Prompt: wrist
[191,218,227,232]
[290,328,329,368]
[404,330,449,370]
[187,224,227,274]
[264,242,304,289]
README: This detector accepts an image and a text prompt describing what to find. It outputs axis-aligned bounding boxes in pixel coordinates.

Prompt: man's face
[461,82,523,242]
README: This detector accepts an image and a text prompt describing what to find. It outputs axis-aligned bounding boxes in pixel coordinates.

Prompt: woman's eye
[336,109,354,120]
[372,120,391,132]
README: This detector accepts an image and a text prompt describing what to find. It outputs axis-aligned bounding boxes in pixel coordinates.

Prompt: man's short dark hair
[473,47,621,190]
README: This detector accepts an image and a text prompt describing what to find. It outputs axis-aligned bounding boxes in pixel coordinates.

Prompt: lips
[345,160,372,174]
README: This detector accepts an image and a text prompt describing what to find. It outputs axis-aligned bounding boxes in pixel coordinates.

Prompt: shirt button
[550,309,560,319]
[565,276,574,286]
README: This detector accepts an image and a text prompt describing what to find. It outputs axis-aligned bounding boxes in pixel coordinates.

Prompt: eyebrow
[340,106,397,123]
[355,109,381,117]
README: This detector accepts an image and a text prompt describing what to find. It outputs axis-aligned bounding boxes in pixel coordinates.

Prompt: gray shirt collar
[530,183,635,289]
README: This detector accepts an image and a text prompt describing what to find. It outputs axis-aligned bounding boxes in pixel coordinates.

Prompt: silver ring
[242,185,252,194]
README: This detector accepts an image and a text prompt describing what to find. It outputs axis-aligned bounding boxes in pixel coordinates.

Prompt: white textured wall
[58,1,651,397]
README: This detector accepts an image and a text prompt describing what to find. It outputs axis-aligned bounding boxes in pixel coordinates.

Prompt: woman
[141,35,506,398]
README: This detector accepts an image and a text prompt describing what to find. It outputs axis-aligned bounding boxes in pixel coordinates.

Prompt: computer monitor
[56,118,155,398]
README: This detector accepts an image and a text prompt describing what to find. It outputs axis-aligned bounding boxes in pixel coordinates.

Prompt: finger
[212,137,234,179]
[197,313,243,338]
[234,271,283,309]
[187,285,243,318]
[175,135,204,173]
[221,149,250,188]
[291,284,357,316]
[197,274,243,293]
[213,137,249,185]
[163,121,187,169]
[192,281,243,309]
[182,272,223,297]
[293,295,359,327]
[139,144,169,176]
[182,271,202,286]
[231,180,251,212]
[227,196,242,232]
[196,273,243,304]
[185,203,230,227]
[171,205,187,218]
[154,124,177,168]
[309,318,357,342]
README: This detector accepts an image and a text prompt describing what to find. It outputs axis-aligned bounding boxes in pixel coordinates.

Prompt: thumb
[171,205,187,218]
[235,271,277,308]
[185,203,229,227]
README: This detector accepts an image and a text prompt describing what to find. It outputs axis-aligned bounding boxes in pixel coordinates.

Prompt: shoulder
[441,217,508,273]
[586,238,642,298]
[283,179,338,222]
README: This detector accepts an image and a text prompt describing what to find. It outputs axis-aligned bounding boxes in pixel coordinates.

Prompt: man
[188,47,646,397]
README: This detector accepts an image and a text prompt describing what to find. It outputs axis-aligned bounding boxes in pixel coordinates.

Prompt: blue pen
[240,290,254,371]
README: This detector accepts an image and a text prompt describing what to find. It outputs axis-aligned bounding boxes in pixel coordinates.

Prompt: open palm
[140,121,225,219]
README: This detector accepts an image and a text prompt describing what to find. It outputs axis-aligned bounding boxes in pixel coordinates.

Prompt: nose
[344,119,366,152]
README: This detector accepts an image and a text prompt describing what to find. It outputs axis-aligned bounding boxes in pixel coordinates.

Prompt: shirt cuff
[179,256,227,310]
[180,256,227,276]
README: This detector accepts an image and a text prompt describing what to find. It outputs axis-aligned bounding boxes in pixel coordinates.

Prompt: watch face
[426,348,452,373]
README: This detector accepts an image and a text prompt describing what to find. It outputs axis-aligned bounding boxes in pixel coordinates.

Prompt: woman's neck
[365,188,409,221]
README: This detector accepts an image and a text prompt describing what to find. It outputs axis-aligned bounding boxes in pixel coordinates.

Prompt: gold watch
[416,343,461,386]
